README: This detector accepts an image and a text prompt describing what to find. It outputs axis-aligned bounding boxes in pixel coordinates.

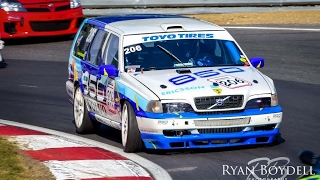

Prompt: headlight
[162,103,194,113]
[70,0,81,9]
[146,100,163,113]
[271,94,278,107]
[0,2,26,12]
[146,101,194,113]
[245,97,271,109]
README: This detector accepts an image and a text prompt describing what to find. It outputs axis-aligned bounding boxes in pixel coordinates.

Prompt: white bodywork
[66,15,283,149]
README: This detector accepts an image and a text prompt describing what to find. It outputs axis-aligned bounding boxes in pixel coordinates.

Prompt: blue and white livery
[66,14,282,152]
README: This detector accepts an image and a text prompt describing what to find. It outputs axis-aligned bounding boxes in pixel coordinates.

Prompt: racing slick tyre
[121,101,145,153]
[0,59,7,68]
[73,86,100,133]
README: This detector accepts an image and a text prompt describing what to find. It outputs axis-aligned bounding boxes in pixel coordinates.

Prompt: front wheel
[73,86,99,133]
[121,101,144,153]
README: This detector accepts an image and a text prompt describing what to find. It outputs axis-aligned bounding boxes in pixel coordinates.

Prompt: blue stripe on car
[141,128,279,149]
[139,106,282,119]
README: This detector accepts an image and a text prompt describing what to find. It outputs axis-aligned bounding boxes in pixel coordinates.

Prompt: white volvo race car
[66,14,282,152]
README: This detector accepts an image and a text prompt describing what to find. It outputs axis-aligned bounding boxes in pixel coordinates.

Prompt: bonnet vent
[160,24,185,32]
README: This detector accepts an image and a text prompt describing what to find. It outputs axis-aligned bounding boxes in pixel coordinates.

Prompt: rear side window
[73,23,97,60]
[103,34,119,68]
[87,30,109,66]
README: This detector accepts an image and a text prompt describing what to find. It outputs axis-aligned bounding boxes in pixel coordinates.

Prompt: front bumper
[0,8,83,39]
[137,107,282,149]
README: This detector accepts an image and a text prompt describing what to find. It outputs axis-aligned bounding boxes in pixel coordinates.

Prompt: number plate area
[194,117,250,127]
[208,75,252,89]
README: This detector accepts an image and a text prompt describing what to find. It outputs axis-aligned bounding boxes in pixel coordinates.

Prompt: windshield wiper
[157,45,186,67]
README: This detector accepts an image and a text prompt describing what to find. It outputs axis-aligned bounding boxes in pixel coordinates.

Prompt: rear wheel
[121,101,144,153]
[73,86,99,133]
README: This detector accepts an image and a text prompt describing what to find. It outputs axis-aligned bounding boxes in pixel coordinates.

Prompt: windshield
[124,39,248,72]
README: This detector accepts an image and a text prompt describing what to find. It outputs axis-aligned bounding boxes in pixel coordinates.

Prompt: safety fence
[81,0,320,8]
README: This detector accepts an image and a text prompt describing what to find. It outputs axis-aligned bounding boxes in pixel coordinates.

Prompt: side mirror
[299,150,316,166]
[99,64,119,77]
[250,57,264,68]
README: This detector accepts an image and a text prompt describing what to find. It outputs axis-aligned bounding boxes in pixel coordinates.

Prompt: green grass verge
[0,137,27,180]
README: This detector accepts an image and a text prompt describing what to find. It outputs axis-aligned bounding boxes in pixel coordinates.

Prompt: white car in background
[0,40,6,68]
[66,14,283,152]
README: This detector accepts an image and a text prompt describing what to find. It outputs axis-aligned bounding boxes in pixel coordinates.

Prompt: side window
[87,30,109,66]
[103,34,119,68]
[73,23,97,60]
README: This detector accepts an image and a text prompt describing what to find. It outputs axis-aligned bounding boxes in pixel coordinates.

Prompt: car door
[101,33,122,123]
[79,26,110,117]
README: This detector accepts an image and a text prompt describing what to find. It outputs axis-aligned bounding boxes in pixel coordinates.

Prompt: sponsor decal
[134,94,140,111]
[240,57,250,66]
[210,85,222,94]
[169,67,245,85]
[124,45,142,54]
[273,113,281,118]
[161,86,205,95]
[142,33,214,42]
[72,60,78,81]
[158,120,168,125]
[208,75,252,89]
[82,70,120,115]
[125,65,139,73]
[85,98,110,117]
[127,67,136,73]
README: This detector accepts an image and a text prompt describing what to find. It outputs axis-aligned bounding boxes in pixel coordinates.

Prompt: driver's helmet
[195,54,214,66]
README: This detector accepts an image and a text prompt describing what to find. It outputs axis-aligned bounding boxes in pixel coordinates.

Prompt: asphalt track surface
[1,26,320,180]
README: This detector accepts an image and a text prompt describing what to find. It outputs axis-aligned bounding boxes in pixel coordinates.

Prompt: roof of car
[89,14,225,35]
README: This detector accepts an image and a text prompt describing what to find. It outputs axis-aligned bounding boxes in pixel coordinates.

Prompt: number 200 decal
[169,67,244,85]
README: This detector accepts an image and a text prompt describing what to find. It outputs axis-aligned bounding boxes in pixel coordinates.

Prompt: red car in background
[0,0,84,39]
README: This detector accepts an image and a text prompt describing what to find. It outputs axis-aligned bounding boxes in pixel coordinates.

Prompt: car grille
[26,8,50,12]
[194,95,243,110]
[198,127,245,134]
[195,110,244,115]
[56,5,71,11]
[194,117,250,127]
[26,5,70,12]
[30,20,71,32]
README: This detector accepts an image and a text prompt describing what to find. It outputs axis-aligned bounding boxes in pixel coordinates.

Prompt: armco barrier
[81,0,320,8]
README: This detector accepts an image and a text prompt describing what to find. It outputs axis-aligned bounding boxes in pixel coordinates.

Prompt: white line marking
[19,85,38,88]
[8,135,90,150]
[0,119,172,180]
[223,26,320,32]
[167,167,197,172]
[44,160,150,179]
[117,160,151,177]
